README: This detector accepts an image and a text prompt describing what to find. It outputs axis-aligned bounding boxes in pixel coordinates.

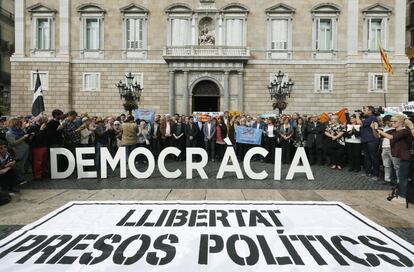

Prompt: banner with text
[236,126,263,145]
[0,201,412,271]
[402,102,414,112]
[135,110,155,122]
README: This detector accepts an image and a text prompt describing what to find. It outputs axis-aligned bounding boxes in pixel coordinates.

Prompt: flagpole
[378,43,387,108]
[380,57,387,107]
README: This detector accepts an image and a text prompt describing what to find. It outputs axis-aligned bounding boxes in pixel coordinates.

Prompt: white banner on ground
[0,201,413,271]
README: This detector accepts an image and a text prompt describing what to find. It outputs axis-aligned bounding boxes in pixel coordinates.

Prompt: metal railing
[163,46,250,57]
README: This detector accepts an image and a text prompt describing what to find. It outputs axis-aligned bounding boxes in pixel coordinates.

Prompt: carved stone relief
[189,72,223,89]
[198,17,215,46]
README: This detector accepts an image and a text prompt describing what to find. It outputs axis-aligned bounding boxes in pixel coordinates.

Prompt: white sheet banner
[0,201,413,271]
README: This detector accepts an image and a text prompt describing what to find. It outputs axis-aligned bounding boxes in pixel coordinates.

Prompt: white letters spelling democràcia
[50,147,314,180]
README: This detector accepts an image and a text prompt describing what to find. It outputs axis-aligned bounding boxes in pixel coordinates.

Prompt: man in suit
[149,115,161,159]
[305,114,325,165]
[195,114,204,148]
[203,116,216,161]
[185,116,198,148]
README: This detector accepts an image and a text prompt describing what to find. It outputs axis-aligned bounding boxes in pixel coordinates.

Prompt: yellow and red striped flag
[379,45,393,74]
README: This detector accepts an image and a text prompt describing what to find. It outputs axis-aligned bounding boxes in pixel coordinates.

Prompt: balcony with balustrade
[163,46,250,61]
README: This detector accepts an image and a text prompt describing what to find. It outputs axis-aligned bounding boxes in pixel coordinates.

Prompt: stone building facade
[0,0,14,114]
[11,0,408,116]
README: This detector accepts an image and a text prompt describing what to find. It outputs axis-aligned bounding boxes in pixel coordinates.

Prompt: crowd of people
[0,106,413,203]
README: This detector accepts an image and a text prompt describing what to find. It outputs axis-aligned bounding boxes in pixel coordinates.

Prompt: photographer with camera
[0,139,20,193]
[372,115,414,202]
[360,106,381,181]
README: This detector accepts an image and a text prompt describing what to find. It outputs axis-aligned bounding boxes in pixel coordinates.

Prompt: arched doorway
[192,80,220,112]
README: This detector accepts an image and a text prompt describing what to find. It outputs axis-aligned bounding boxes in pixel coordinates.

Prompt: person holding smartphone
[372,115,414,200]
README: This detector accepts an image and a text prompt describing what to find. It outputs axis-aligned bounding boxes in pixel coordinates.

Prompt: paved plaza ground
[0,162,413,245]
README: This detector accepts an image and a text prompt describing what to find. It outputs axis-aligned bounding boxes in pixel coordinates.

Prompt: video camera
[354,106,384,118]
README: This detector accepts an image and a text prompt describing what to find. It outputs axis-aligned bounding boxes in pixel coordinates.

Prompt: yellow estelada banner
[379,42,393,74]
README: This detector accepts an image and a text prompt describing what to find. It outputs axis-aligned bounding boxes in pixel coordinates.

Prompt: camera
[355,106,384,117]
[372,106,384,116]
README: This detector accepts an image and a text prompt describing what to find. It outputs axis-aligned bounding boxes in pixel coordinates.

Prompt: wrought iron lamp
[116,72,143,115]
[267,70,294,115]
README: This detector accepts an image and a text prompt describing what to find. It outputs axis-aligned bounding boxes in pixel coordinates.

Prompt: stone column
[14,0,25,57]
[223,71,229,111]
[183,70,189,115]
[169,71,175,114]
[394,0,406,56]
[59,0,70,57]
[237,71,244,111]
[347,0,358,55]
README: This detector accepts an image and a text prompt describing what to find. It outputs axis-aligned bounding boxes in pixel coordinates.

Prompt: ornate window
[27,4,57,57]
[265,4,295,59]
[77,4,106,58]
[120,4,149,59]
[165,4,193,46]
[311,3,340,55]
[362,4,392,52]
[221,4,249,47]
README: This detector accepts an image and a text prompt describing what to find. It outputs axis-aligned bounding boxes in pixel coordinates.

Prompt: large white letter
[274,148,282,180]
[50,148,75,179]
[216,147,243,179]
[101,147,126,178]
[286,147,314,180]
[158,147,182,178]
[76,147,97,179]
[186,148,208,179]
[243,147,268,180]
[128,147,155,179]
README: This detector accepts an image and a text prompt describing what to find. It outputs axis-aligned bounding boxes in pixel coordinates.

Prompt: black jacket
[305,121,325,148]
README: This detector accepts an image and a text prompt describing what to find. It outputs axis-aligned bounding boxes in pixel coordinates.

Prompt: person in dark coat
[215,117,227,161]
[264,117,278,163]
[305,114,326,165]
[185,116,198,148]
[172,117,185,161]
[27,116,49,180]
[149,115,161,159]
[203,116,217,161]
[195,114,204,148]
[0,139,20,193]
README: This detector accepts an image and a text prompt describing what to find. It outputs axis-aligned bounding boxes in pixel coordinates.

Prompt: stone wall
[243,63,407,115]
[11,62,169,116]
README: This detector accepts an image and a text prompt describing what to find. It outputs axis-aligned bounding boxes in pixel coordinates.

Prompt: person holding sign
[137,120,151,164]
